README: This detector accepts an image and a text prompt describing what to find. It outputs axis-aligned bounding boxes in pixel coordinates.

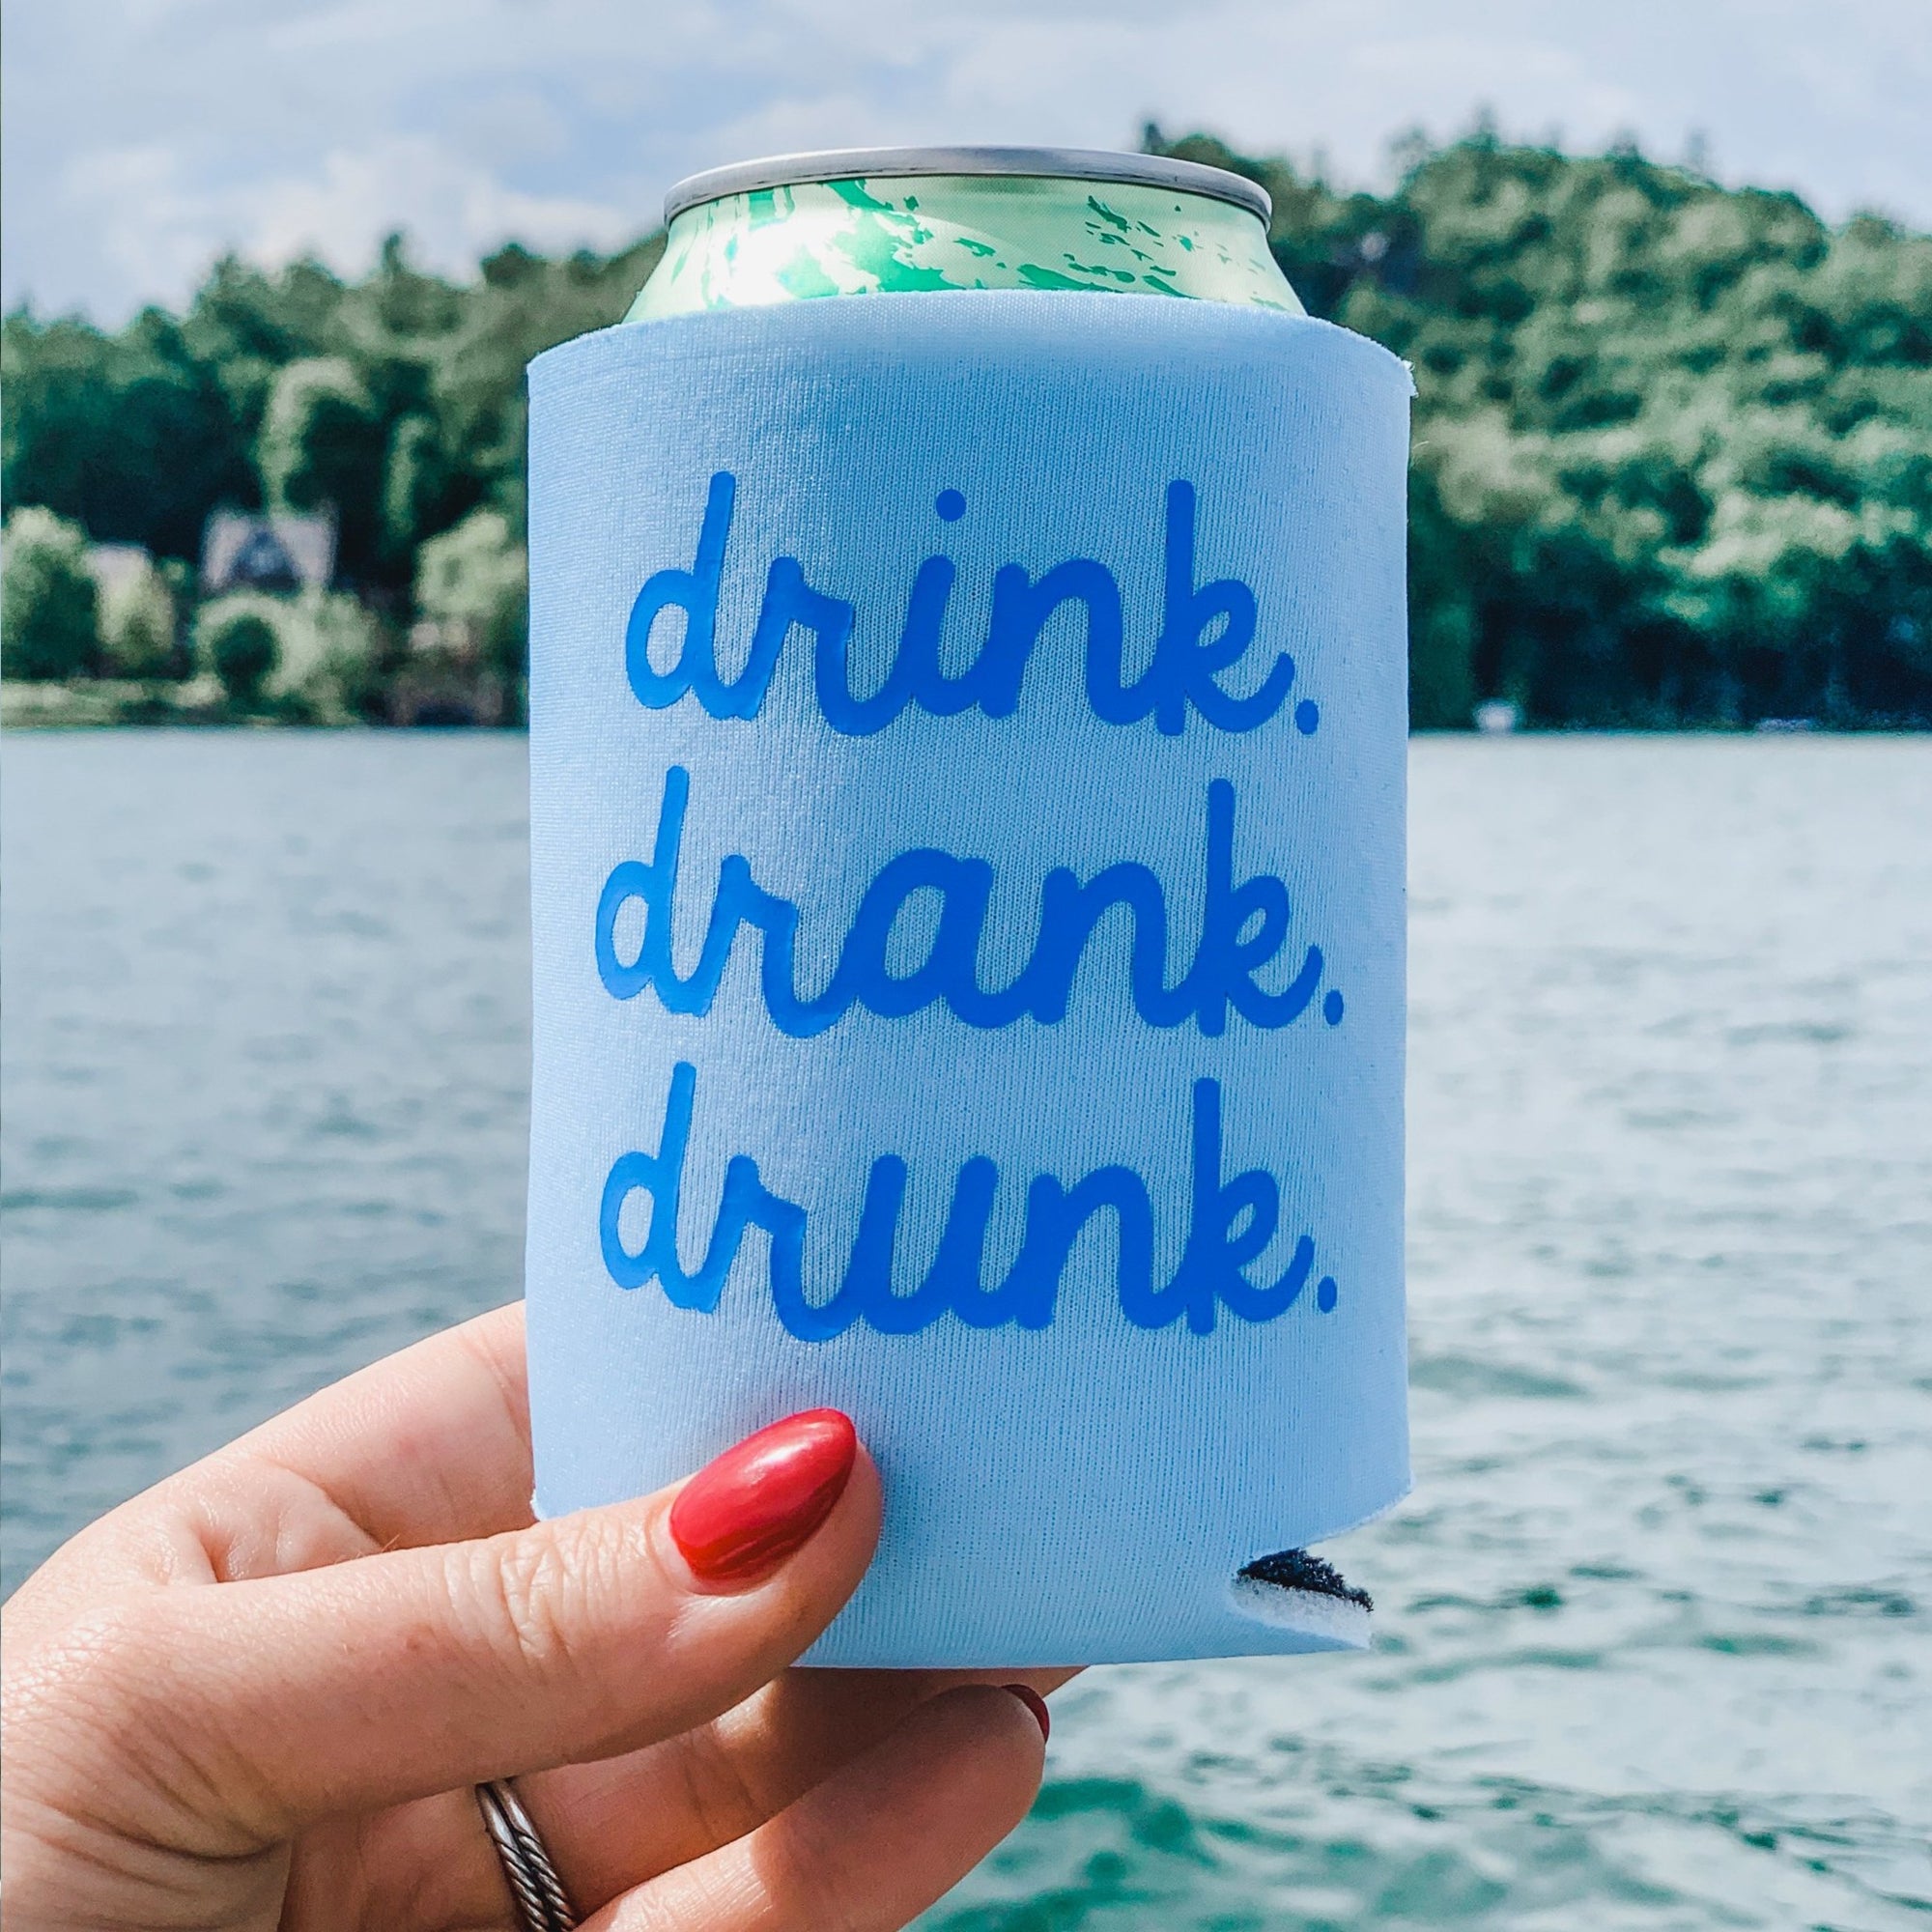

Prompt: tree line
[4,129,1928,726]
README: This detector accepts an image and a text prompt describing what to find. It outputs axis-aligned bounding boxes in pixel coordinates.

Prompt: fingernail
[669,1409,858,1586]
[1002,1684,1051,1743]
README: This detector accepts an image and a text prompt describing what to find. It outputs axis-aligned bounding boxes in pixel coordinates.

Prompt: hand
[0,1303,1067,1930]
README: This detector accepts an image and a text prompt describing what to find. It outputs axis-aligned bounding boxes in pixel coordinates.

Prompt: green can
[627,145,1302,322]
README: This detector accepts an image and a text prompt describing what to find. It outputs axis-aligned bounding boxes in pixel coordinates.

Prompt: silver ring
[475,1778,579,1931]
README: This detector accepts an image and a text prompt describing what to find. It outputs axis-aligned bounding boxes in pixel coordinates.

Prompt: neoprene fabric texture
[526,291,1412,1665]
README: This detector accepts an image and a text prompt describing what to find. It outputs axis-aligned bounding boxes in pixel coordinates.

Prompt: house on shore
[200,511,336,596]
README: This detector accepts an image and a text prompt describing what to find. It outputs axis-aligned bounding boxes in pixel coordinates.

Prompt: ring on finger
[475,1777,578,1931]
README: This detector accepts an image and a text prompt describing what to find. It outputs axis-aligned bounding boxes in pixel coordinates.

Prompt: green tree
[2,508,99,680]
[1406,470,1479,727]
[193,588,389,723]
[203,606,280,705]
[381,412,453,567]
[413,507,528,716]
[1,312,254,563]
[97,553,180,678]
[256,357,386,581]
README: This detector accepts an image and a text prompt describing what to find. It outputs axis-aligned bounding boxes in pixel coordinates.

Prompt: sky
[4,0,1928,325]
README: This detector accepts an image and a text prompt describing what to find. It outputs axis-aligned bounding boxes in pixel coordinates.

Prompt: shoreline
[6,692,1926,738]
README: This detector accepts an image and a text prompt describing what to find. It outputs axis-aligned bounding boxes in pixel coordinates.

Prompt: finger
[289,1669,1082,1927]
[525,1666,1081,1901]
[591,1685,1046,1932]
[98,1432,882,1849]
[207,1300,534,1549]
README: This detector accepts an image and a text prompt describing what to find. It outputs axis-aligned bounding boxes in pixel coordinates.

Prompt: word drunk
[601,1063,1340,1341]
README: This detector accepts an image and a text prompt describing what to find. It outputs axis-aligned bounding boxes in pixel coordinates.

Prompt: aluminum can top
[627,145,1301,322]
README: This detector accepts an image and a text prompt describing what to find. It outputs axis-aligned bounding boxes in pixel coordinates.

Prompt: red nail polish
[1002,1684,1051,1743]
[669,1409,857,1586]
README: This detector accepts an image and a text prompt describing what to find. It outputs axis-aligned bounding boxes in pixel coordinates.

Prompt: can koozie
[526,290,1412,1665]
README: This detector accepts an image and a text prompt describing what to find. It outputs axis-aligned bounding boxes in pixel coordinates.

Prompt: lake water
[3,731,1928,1929]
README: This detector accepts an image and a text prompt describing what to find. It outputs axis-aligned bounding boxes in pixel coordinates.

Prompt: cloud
[237,137,636,278]
[5,0,1927,322]
[35,129,634,317]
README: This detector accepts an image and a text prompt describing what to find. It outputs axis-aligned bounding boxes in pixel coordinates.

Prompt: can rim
[663,146,1272,226]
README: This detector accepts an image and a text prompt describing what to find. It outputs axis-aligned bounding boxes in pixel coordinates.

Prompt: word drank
[595,766,1344,1039]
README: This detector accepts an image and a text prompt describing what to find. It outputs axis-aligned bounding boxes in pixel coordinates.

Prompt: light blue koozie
[526,290,1412,1666]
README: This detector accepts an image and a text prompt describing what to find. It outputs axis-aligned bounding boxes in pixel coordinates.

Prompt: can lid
[664,146,1272,226]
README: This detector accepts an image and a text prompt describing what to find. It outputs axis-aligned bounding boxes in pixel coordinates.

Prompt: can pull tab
[1228,1548,1375,1647]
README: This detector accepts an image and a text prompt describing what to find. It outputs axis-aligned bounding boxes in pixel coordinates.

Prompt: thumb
[86,1420,880,1851]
